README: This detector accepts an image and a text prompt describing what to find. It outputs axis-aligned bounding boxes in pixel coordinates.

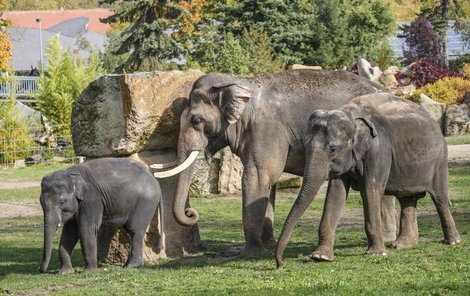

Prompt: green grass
[1,165,470,295]
[0,163,72,183]
[446,134,470,146]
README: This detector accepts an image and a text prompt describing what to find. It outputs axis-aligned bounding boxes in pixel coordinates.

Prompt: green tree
[99,0,196,72]
[240,27,284,74]
[0,97,34,164]
[219,0,315,66]
[35,35,104,136]
[214,32,250,75]
[217,0,395,69]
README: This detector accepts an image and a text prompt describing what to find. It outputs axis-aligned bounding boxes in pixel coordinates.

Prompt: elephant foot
[392,235,418,249]
[244,244,268,258]
[365,245,387,256]
[443,234,461,246]
[124,260,144,268]
[83,266,98,273]
[58,266,75,275]
[311,245,334,262]
[262,238,277,251]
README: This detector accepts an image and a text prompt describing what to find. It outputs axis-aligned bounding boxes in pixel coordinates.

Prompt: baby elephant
[276,93,461,267]
[39,158,162,274]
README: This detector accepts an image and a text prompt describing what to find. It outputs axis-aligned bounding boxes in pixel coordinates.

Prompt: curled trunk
[276,151,329,267]
[39,216,59,273]
[172,151,199,226]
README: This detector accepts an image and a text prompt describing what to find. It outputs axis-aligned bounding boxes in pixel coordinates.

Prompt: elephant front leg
[242,168,277,257]
[58,219,79,274]
[360,183,387,256]
[79,223,99,272]
[312,178,348,262]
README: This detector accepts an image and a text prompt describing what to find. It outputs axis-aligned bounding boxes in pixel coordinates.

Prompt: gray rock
[219,147,244,194]
[419,93,446,133]
[356,58,382,83]
[445,104,470,136]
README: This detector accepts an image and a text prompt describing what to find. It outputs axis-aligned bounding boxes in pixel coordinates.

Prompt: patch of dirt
[0,202,41,219]
[0,181,40,190]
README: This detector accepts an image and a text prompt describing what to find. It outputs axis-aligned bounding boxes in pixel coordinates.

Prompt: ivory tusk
[149,160,178,169]
[153,151,199,178]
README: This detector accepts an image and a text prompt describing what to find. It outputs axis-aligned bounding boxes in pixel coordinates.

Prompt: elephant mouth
[151,150,200,178]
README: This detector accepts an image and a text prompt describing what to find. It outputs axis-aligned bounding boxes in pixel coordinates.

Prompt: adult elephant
[153,69,393,256]
[275,93,461,266]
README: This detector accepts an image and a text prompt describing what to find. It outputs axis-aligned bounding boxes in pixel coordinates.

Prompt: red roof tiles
[2,9,113,34]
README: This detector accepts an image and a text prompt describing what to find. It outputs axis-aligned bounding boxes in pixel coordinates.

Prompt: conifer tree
[99,0,206,72]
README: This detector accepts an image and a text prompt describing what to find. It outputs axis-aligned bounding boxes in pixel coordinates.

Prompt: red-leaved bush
[395,60,463,88]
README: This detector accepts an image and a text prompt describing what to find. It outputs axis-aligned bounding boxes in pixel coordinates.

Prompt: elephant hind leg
[428,191,461,245]
[393,195,422,249]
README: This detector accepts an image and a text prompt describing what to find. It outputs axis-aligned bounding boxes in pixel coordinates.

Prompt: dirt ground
[1,144,469,220]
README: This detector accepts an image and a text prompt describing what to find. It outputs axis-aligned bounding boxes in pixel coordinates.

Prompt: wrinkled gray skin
[39,158,162,274]
[171,69,397,256]
[276,93,461,267]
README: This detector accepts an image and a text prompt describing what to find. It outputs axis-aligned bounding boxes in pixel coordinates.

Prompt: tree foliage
[35,35,104,135]
[99,0,209,72]
[217,0,396,69]
[0,10,13,82]
[402,17,445,67]
[0,97,34,164]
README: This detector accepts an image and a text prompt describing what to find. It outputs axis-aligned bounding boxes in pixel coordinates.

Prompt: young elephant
[276,93,461,267]
[39,158,162,274]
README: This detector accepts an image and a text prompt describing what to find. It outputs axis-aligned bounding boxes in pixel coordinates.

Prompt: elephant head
[39,171,86,272]
[275,106,377,267]
[153,75,254,226]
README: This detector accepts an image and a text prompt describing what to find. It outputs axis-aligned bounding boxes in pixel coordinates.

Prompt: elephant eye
[191,115,202,126]
[329,145,341,155]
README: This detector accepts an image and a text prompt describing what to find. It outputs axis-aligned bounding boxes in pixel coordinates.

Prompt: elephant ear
[212,83,253,125]
[307,110,328,133]
[68,173,87,201]
[352,117,377,174]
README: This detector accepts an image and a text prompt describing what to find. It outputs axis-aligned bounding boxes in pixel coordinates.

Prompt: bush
[396,60,462,88]
[463,63,470,78]
[449,53,470,72]
[0,98,35,164]
[402,17,445,68]
[414,77,470,105]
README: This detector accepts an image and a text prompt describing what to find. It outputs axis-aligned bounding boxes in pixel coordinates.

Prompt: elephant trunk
[276,150,329,267]
[172,150,199,226]
[39,215,59,273]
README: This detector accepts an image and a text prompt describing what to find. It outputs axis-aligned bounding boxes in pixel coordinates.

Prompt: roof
[7,26,106,71]
[1,9,113,34]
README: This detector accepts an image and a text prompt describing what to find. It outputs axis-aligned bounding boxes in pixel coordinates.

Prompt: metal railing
[0,76,39,100]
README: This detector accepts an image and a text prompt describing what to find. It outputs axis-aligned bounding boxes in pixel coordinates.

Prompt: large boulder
[72,70,204,264]
[445,104,470,136]
[72,70,204,156]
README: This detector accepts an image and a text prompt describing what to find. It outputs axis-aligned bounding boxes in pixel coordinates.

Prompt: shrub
[463,63,470,78]
[414,77,470,105]
[402,17,445,68]
[396,60,462,88]
[0,98,35,164]
[449,53,470,72]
